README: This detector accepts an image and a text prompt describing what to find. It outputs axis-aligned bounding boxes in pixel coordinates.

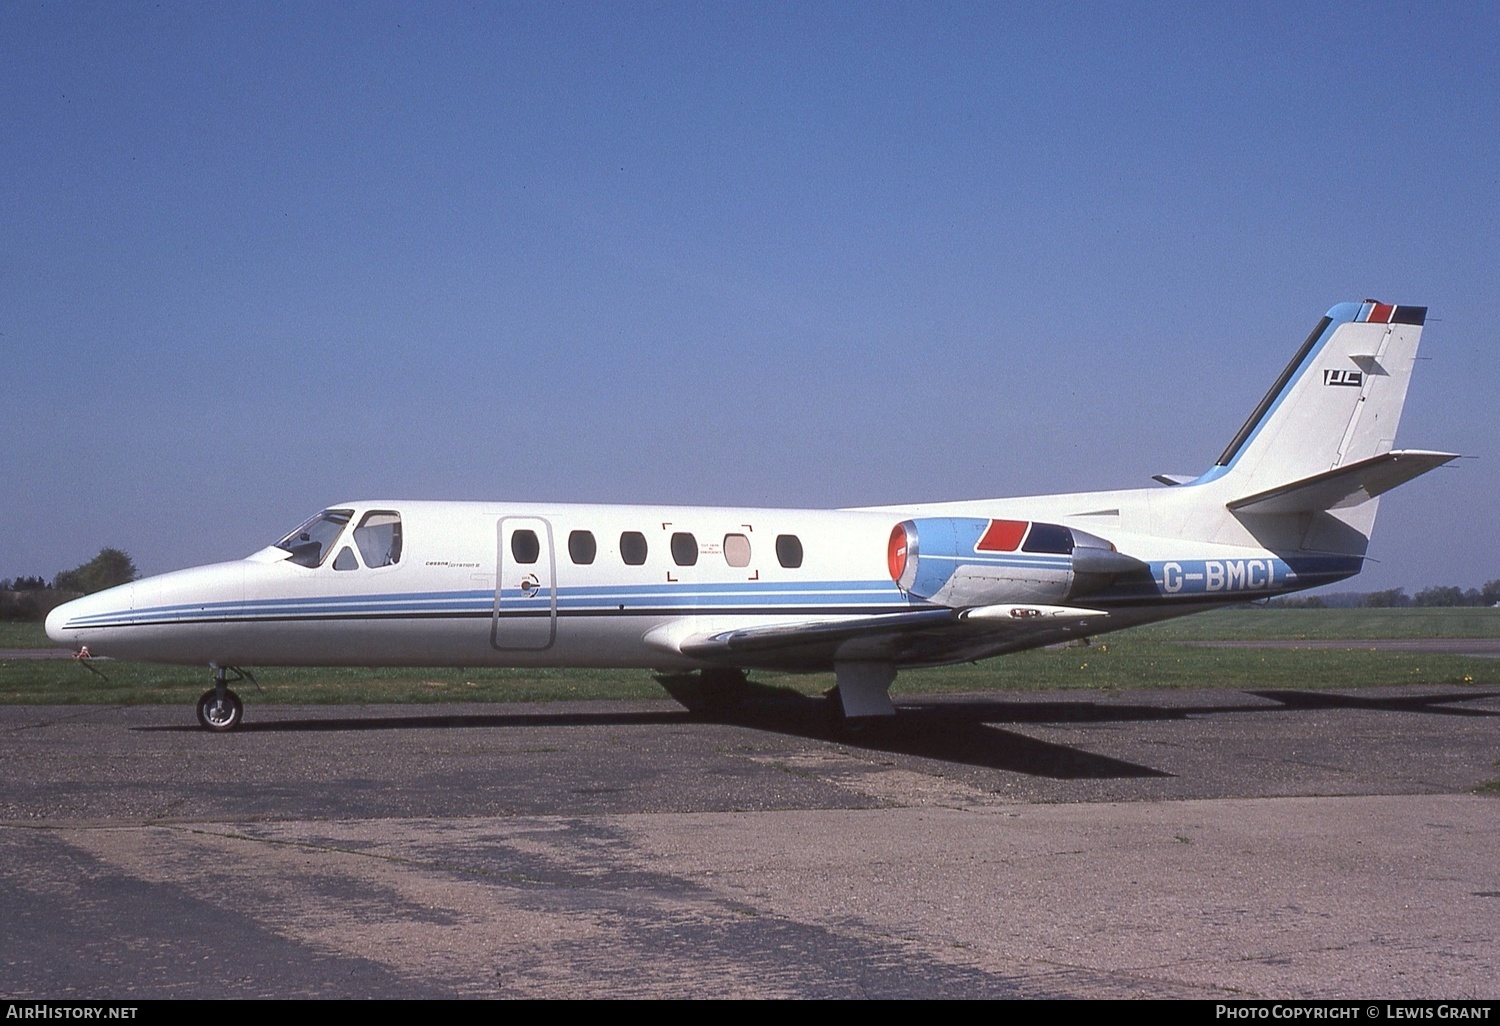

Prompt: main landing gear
[824,662,900,735]
[196,665,255,732]
[832,662,897,718]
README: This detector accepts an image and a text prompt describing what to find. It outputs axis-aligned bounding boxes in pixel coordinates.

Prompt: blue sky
[3,2,1495,591]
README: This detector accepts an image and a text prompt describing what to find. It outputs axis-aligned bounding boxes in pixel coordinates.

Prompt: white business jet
[47,301,1457,731]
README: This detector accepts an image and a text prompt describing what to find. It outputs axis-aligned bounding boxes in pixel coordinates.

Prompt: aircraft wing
[1226,449,1458,515]
[653,604,1109,671]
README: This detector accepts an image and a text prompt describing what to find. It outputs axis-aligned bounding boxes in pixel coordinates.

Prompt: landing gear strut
[196,665,252,732]
[833,662,896,718]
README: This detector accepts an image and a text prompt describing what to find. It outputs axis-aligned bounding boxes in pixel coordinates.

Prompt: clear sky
[3,2,1495,592]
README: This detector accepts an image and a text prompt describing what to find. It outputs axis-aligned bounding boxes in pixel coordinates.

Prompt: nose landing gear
[196,687,242,731]
[196,665,255,732]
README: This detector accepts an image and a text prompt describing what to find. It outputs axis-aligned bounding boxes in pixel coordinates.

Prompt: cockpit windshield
[274,510,354,568]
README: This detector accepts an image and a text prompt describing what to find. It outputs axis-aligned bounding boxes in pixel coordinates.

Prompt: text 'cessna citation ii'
[47,300,1458,731]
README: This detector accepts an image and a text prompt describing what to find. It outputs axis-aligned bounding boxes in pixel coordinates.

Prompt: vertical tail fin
[1205,301,1429,495]
[1162,302,1456,565]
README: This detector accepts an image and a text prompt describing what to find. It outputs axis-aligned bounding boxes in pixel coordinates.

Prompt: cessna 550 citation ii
[48,301,1457,731]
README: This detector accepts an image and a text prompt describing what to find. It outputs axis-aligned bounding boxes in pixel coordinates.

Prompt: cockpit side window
[353,511,403,568]
[275,510,354,568]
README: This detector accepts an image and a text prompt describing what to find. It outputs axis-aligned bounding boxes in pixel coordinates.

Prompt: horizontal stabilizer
[1226,450,1458,515]
[1153,474,1196,486]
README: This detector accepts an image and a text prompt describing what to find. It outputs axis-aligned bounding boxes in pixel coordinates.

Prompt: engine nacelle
[887,517,1139,608]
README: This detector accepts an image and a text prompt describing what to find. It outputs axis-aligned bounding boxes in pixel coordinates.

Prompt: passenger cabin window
[276,509,354,568]
[670,532,698,566]
[775,534,803,569]
[723,534,751,568]
[620,531,648,566]
[353,511,402,567]
[511,529,541,564]
[568,530,597,565]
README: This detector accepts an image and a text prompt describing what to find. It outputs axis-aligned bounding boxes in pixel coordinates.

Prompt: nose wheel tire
[196,688,243,732]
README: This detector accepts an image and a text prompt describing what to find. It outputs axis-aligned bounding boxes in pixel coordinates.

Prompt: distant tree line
[1362,582,1500,608]
[0,549,139,621]
[1272,580,1500,609]
[51,548,139,594]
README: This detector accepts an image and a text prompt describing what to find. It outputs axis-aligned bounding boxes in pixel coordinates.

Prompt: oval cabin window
[723,534,751,567]
[620,531,648,566]
[511,530,541,564]
[670,532,698,566]
[775,534,803,569]
[568,530,597,565]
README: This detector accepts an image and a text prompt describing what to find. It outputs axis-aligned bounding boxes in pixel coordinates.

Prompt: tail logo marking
[1323,369,1364,387]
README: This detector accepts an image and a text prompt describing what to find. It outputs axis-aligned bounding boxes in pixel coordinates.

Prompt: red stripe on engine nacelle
[976,519,1028,552]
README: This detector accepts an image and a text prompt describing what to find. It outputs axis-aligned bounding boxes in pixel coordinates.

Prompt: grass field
[3,606,1496,707]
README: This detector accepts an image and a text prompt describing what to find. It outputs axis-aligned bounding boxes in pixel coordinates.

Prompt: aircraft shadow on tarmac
[130,679,1497,781]
[1243,689,1500,717]
[132,676,1165,779]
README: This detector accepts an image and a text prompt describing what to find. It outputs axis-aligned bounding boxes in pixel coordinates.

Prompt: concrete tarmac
[1,684,1497,999]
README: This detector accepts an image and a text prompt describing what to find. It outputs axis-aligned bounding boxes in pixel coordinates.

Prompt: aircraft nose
[45,586,131,649]
[45,597,80,646]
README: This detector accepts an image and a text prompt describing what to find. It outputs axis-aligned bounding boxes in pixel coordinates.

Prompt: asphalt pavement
[1,683,1497,998]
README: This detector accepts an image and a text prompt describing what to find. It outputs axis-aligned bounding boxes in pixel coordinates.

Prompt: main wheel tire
[196,688,243,732]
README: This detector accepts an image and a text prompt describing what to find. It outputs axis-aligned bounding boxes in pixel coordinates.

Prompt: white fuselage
[49,501,900,668]
[44,493,1343,672]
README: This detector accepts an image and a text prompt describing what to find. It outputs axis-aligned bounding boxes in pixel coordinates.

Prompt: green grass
[1138,606,1500,641]
[894,635,1494,695]
[4,606,1496,706]
[0,661,670,707]
[0,622,54,648]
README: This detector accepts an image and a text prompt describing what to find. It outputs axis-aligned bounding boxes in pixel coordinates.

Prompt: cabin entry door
[491,516,557,651]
